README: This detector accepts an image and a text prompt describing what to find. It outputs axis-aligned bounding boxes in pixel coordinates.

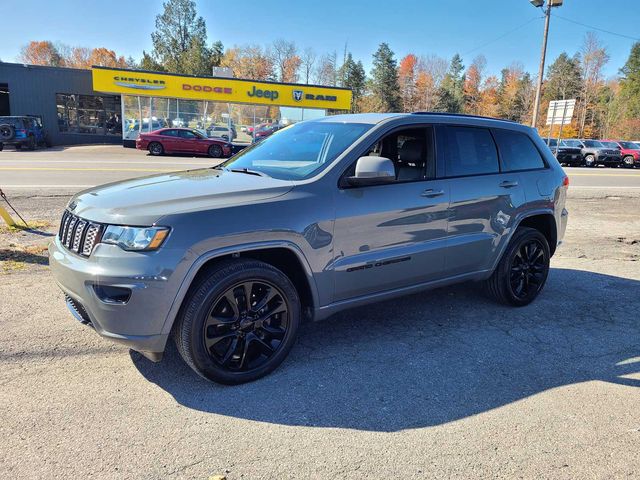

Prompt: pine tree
[543,53,583,102]
[435,54,465,112]
[619,42,640,120]
[338,54,366,112]
[370,43,401,112]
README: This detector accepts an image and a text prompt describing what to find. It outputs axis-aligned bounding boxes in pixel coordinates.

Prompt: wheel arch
[161,242,319,337]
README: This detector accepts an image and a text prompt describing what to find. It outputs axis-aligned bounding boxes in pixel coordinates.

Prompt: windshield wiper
[229,167,269,177]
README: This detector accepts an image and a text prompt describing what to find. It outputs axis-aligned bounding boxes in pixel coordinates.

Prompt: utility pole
[531,1,551,128]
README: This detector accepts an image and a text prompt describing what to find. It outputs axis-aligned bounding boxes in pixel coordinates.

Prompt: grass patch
[0,220,51,233]
[0,244,50,273]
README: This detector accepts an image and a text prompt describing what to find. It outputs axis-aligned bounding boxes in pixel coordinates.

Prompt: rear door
[159,129,179,152]
[437,125,525,277]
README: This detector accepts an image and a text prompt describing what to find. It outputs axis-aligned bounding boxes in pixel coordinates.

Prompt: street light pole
[531,1,552,128]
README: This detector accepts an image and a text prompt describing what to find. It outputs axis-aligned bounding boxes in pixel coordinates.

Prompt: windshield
[563,139,582,147]
[620,141,639,149]
[222,121,372,180]
[547,139,558,147]
[600,141,619,148]
[583,140,603,148]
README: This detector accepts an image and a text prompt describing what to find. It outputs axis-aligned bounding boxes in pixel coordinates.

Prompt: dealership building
[0,62,352,147]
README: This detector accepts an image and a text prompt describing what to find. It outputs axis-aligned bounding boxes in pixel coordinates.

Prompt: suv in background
[563,138,622,167]
[0,115,51,151]
[50,113,569,385]
[600,139,640,168]
[546,138,583,166]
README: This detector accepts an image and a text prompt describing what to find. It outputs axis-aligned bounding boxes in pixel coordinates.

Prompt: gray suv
[50,113,569,384]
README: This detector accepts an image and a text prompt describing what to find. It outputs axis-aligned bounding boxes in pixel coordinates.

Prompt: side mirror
[347,156,396,187]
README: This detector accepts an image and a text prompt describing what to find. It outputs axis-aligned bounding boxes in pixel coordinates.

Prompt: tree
[618,41,640,128]
[338,53,366,112]
[463,55,486,115]
[139,50,166,72]
[271,39,300,83]
[151,0,219,75]
[315,52,337,86]
[221,45,274,80]
[414,55,448,111]
[19,41,64,66]
[435,53,464,113]
[398,54,418,111]
[543,52,582,102]
[300,48,317,84]
[370,43,401,112]
[88,48,127,68]
[577,32,609,137]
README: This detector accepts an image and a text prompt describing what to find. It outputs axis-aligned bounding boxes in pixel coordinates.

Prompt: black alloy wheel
[508,239,547,301]
[174,259,301,384]
[208,144,223,158]
[203,280,289,372]
[483,227,550,306]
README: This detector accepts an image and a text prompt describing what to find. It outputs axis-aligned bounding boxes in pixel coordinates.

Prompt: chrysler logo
[113,76,166,90]
[292,90,304,102]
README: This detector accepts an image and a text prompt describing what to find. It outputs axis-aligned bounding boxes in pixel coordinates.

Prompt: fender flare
[159,240,320,335]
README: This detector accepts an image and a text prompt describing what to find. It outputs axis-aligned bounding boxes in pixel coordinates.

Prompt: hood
[68,168,294,225]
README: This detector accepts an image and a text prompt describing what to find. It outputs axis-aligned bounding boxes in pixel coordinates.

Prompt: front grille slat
[58,211,102,257]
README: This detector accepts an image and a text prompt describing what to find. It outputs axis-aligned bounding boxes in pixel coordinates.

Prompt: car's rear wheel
[173,259,301,385]
[148,142,163,156]
[585,154,596,167]
[624,156,635,168]
[208,144,223,158]
[483,227,550,307]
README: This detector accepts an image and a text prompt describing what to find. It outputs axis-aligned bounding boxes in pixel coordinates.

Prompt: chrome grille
[58,211,103,257]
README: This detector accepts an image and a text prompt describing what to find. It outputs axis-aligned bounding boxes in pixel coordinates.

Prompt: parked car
[50,112,568,385]
[253,124,281,142]
[563,139,623,167]
[0,115,51,151]
[207,125,236,141]
[546,138,583,166]
[600,139,640,168]
[135,128,231,158]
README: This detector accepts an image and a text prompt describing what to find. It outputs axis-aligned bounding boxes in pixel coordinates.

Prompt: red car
[600,139,640,168]
[136,128,232,158]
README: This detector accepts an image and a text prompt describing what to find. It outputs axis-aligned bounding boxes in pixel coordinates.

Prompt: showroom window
[56,93,122,136]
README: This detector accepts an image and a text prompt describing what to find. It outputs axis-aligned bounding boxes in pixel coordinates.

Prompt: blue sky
[1,0,638,79]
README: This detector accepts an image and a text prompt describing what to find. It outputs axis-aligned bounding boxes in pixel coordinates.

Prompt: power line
[553,14,640,42]
[463,16,542,56]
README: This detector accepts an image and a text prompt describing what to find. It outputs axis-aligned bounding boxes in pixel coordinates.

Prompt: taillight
[562,176,569,188]
[17,129,26,135]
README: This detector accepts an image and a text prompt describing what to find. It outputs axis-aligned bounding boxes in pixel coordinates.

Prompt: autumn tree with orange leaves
[19,41,65,67]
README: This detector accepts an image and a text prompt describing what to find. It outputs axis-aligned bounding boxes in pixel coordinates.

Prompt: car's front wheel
[148,142,163,156]
[208,144,223,158]
[483,227,550,307]
[585,154,596,167]
[173,259,301,385]
[624,156,635,168]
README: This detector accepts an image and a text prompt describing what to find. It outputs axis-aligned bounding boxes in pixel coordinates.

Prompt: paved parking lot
[1,146,639,479]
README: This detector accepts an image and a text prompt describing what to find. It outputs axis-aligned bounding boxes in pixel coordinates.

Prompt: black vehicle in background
[546,138,583,166]
[564,139,623,168]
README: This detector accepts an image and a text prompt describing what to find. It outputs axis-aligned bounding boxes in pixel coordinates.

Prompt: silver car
[49,113,569,384]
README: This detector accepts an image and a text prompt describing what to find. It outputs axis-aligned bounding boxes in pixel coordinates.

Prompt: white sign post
[546,99,576,146]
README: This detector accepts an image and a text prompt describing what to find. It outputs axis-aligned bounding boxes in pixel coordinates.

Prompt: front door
[332,126,450,302]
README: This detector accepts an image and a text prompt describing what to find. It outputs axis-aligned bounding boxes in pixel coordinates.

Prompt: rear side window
[493,130,545,171]
[441,126,499,177]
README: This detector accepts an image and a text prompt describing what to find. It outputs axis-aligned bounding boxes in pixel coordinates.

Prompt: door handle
[421,189,445,198]
[499,180,519,188]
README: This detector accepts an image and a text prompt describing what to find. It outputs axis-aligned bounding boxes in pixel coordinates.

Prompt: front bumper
[48,236,183,360]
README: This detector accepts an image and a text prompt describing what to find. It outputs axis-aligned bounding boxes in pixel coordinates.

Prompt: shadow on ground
[0,248,49,265]
[132,267,640,432]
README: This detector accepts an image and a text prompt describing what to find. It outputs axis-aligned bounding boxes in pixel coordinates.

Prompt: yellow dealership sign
[92,67,352,110]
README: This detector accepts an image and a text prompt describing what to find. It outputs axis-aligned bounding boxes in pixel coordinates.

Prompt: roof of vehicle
[314,112,527,128]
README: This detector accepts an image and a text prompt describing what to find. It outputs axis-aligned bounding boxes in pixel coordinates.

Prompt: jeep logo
[247,86,279,101]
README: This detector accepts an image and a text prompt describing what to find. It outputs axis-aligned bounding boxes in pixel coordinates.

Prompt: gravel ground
[1,187,639,479]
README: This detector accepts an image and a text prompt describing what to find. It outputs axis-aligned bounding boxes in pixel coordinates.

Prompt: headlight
[102,225,170,251]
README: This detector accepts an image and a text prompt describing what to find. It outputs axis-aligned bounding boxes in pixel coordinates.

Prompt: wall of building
[0,62,121,146]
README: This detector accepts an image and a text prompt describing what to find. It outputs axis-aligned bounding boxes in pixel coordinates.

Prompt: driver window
[358,126,435,182]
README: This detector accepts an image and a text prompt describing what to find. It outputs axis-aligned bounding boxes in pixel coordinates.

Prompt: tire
[173,259,301,385]
[0,124,15,141]
[483,227,550,307]
[585,154,596,167]
[148,142,163,156]
[623,156,635,168]
[208,144,223,158]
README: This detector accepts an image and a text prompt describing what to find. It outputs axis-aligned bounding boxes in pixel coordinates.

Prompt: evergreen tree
[619,42,640,119]
[543,52,583,102]
[370,43,401,112]
[435,54,465,112]
[338,53,366,112]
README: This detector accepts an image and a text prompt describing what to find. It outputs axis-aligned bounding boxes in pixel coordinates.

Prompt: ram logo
[292,90,304,102]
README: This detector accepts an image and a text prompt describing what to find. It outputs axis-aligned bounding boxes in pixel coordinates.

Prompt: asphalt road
[1,187,639,479]
[1,145,640,191]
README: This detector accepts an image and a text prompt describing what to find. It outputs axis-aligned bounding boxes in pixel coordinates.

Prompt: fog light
[94,285,132,304]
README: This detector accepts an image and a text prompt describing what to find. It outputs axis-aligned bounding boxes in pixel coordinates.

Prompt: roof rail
[411,111,518,123]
